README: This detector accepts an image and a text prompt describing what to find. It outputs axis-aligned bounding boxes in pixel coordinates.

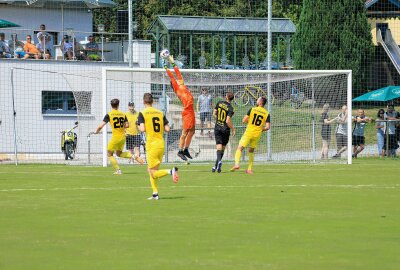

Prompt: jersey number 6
[152,117,161,132]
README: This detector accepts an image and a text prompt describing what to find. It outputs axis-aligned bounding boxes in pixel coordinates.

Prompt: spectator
[61,35,73,60]
[36,24,53,56]
[36,35,51,59]
[383,104,399,157]
[9,34,26,58]
[376,109,385,157]
[197,88,213,138]
[332,105,348,159]
[320,104,336,159]
[23,35,40,59]
[352,109,372,158]
[125,102,144,165]
[0,32,12,58]
[85,35,100,61]
[72,38,86,60]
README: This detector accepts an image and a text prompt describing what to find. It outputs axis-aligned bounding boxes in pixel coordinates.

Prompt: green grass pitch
[0,159,399,270]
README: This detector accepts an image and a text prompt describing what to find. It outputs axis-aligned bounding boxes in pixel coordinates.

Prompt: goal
[0,67,352,166]
[102,68,352,166]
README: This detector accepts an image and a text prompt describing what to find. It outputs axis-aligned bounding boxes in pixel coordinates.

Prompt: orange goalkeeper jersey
[166,66,194,110]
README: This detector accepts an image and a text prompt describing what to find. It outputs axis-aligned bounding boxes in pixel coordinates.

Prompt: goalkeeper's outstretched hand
[167,55,176,67]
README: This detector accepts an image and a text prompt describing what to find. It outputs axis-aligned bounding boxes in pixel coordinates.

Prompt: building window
[42,91,92,115]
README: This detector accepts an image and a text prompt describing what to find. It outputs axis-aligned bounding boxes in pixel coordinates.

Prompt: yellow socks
[235,149,242,165]
[149,176,158,194]
[109,156,119,170]
[248,152,254,171]
[153,169,169,179]
[119,152,132,159]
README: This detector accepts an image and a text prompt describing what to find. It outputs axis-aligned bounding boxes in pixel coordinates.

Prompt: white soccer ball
[160,49,170,59]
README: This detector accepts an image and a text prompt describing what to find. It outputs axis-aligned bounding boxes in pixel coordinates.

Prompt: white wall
[0,41,152,163]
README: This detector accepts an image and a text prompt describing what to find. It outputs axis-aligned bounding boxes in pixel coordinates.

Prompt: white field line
[0,184,399,192]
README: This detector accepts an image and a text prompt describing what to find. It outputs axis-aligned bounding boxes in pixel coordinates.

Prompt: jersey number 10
[217,108,227,122]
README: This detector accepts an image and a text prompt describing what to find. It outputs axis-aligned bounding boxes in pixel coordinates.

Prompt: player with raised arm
[231,97,270,174]
[138,93,178,200]
[212,92,235,173]
[95,98,133,175]
[161,49,196,161]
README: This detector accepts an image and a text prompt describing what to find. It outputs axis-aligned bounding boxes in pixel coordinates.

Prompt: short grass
[0,159,399,270]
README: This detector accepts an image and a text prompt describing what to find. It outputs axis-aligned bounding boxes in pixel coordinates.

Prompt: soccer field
[0,160,399,270]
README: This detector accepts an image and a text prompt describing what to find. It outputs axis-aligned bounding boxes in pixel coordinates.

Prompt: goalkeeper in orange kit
[162,51,196,161]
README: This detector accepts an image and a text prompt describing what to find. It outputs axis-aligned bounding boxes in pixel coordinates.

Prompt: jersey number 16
[251,114,264,126]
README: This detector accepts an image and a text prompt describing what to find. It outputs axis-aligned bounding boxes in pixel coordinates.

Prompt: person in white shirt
[197,88,213,138]
[36,24,53,58]
[332,105,348,158]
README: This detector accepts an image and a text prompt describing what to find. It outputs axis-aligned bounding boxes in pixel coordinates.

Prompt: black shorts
[126,135,141,150]
[321,131,331,141]
[383,134,399,150]
[200,112,212,122]
[214,128,230,146]
[352,135,365,146]
[336,133,348,148]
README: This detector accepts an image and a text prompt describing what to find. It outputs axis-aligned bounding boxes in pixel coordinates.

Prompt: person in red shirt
[163,54,195,161]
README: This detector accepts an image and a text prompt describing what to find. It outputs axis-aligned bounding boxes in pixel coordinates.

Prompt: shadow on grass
[218,171,289,174]
[160,196,186,200]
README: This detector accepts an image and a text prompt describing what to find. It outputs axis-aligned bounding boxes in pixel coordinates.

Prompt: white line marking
[0,184,399,192]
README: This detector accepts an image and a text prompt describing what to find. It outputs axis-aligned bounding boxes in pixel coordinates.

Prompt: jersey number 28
[113,117,125,128]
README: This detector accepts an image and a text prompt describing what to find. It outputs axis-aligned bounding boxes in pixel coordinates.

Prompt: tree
[293,0,373,93]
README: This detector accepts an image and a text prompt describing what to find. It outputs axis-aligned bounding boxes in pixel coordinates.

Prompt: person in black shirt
[320,104,336,159]
[212,92,235,173]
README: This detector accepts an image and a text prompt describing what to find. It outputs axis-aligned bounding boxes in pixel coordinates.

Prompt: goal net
[0,67,352,165]
[103,68,352,165]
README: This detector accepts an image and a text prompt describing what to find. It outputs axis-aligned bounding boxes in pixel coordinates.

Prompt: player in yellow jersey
[138,93,178,200]
[125,102,144,165]
[95,98,133,174]
[231,97,270,174]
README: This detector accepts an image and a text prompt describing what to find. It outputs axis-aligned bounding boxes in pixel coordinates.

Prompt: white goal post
[102,67,352,166]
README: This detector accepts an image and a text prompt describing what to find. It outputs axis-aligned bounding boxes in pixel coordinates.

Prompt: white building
[0,40,152,164]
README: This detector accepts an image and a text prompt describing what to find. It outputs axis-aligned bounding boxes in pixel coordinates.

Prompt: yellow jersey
[138,107,169,149]
[103,109,127,140]
[126,111,140,135]
[244,106,270,137]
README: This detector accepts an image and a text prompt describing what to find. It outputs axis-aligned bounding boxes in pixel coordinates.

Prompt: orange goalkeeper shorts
[182,109,195,130]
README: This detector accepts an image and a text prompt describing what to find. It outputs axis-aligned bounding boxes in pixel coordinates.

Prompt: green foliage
[92,1,303,66]
[293,0,374,93]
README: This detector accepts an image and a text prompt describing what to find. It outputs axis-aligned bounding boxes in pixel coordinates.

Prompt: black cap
[128,102,134,107]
